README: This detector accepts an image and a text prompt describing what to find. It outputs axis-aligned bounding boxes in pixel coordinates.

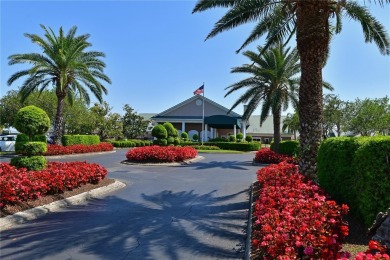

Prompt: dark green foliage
[22,142,47,156]
[229,135,236,142]
[153,139,167,146]
[191,145,221,150]
[163,122,178,137]
[174,138,181,146]
[181,132,188,140]
[16,134,29,142]
[10,156,47,171]
[245,135,253,142]
[192,134,199,141]
[62,135,100,146]
[33,134,47,142]
[152,125,168,139]
[110,140,151,148]
[206,142,261,151]
[317,136,390,227]
[208,137,228,142]
[271,140,300,156]
[236,133,243,141]
[167,137,175,145]
[14,105,50,140]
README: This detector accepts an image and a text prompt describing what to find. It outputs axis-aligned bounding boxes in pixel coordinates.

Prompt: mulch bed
[0,178,115,217]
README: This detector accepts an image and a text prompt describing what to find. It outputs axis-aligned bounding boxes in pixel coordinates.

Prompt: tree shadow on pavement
[0,189,249,260]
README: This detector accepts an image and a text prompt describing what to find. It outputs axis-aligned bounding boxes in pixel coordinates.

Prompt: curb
[245,183,254,260]
[121,155,205,166]
[0,180,126,230]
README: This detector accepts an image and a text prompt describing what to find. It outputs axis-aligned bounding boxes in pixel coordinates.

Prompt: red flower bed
[255,148,297,164]
[126,146,197,163]
[252,162,350,259]
[45,142,114,156]
[0,162,107,208]
[356,240,389,259]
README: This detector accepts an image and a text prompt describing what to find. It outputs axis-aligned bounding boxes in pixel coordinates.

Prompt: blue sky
[1,0,389,116]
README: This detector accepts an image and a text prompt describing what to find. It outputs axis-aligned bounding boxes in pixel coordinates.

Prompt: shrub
[153,138,167,146]
[245,135,253,142]
[167,137,175,145]
[174,138,181,146]
[126,146,197,163]
[152,124,168,139]
[208,137,228,142]
[181,132,188,140]
[163,122,178,137]
[10,156,47,171]
[229,134,236,142]
[15,134,29,154]
[14,105,50,140]
[191,145,220,150]
[252,162,349,259]
[236,132,243,141]
[255,148,297,164]
[62,135,100,146]
[205,142,261,151]
[22,142,47,156]
[33,134,47,142]
[277,140,300,156]
[192,134,199,142]
[0,161,107,208]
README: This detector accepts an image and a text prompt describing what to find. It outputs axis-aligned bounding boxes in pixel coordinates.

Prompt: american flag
[193,84,204,95]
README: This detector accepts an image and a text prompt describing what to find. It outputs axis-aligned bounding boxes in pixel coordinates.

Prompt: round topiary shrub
[229,134,236,142]
[10,156,47,171]
[167,137,175,145]
[192,134,199,142]
[245,135,253,142]
[236,133,243,142]
[14,105,50,140]
[33,134,47,142]
[15,134,29,154]
[153,138,168,146]
[22,142,47,156]
[181,132,188,140]
[152,124,168,139]
[163,122,178,137]
[174,138,181,146]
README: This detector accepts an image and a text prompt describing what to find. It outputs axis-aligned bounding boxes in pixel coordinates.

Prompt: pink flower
[304,246,314,255]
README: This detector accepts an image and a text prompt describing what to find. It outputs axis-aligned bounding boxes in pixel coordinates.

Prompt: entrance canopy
[204,115,241,129]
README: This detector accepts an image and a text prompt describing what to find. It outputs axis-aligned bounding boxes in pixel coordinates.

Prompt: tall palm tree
[225,44,300,153]
[282,112,300,140]
[8,25,111,144]
[193,0,389,180]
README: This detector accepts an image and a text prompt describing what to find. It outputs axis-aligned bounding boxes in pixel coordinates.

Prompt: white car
[0,135,17,152]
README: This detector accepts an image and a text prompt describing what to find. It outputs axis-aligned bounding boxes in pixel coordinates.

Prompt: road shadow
[0,189,249,259]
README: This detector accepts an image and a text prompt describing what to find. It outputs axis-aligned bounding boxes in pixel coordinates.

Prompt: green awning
[204,115,241,129]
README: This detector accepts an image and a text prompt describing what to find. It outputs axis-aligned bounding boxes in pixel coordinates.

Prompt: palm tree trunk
[53,92,66,145]
[272,107,281,153]
[296,2,330,180]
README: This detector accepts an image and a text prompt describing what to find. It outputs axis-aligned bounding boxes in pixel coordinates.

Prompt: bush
[317,136,390,227]
[167,137,175,145]
[163,122,178,137]
[22,142,47,156]
[62,135,100,146]
[126,146,197,163]
[0,161,107,208]
[208,137,228,142]
[252,162,349,259]
[33,134,47,142]
[271,140,300,156]
[14,105,50,139]
[255,148,297,164]
[16,134,29,143]
[192,134,199,142]
[229,134,236,142]
[153,138,167,146]
[181,132,188,140]
[245,135,253,142]
[15,134,29,154]
[206,141,261,151]
[152,124,168,139]
[10,156,47,171]
[191,145,220,150]
[236,132,243,141]
[174,138,181,146]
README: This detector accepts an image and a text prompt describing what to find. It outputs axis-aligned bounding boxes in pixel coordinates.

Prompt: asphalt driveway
[0,149,259,260]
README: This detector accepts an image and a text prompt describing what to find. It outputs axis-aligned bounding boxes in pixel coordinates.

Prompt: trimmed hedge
[22,142,47,156]
[110,140,152,148]
[270,140,300,156]
[191,145,221,150]
[10,156,47,171]
[62,135,100,146]
[317,136,390,227]
[206,141,261,151]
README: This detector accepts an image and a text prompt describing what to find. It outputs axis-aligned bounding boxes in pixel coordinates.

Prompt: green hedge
[206,141,261,151]
[110,140,151,147]
[191,145,221,150]
[62,135,100,146]
[318,136,390,227]
[22,142,47,156]
[10,156,47,171]
[270,140,300,156]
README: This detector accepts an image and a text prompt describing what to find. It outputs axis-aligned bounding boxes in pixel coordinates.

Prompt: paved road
[0,149,258,260]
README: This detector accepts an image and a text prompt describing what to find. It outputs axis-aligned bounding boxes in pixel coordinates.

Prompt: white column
[242,121,246,139]
[210,127,213,139]
[204,124,208,141]
[233,124,237,137]
[181,122,185,133]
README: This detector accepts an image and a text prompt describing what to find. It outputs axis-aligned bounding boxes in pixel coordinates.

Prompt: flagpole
[202,82,205,146]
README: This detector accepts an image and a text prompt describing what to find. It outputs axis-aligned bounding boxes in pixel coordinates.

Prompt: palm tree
[8,25,111,144]
[193,0,389,180]
[225,44,300,153]
[282,112,300,140]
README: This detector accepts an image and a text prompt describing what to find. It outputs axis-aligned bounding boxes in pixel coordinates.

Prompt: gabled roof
[152,95,241,119]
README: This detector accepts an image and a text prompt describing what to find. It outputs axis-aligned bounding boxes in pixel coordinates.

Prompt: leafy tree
[14,105,50,140]
[343,97,390,136]
[193,0,389,179]
[282,112,300,140]
[225,44,300,152]
[7,25,111,145]
[323,94,345,137]
[89,102,123,140]
[122,104,148,139]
